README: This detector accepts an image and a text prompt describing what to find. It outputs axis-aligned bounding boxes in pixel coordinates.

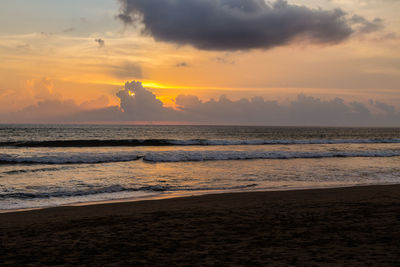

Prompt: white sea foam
[1,149,400,165]
[143,150,400,162]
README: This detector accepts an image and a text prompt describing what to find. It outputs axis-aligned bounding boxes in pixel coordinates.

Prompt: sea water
[1,124,400,210]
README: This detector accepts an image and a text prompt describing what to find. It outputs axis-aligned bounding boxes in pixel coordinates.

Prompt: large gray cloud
[113,83,399,126]
[117,0,383,50]
[3,81,399,126]
[118,81,162,114]
[175,93,376,126]
[0,95,112,123]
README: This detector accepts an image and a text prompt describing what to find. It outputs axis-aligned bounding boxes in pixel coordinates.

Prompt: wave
[143,150,400,162]
[0,184,258,199]
[0,152,141,165]
[1,149,400,165]
[3,166,75,175]
[1,138,400,147]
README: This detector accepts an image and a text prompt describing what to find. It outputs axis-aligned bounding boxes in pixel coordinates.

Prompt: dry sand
[1,185,400,266]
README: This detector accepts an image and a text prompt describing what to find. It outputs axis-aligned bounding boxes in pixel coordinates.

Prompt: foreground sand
[1,185,400,266]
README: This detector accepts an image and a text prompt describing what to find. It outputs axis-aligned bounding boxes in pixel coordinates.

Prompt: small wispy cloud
[62,27,76,33]
[95,38,105,48]
[175,62,189,67]
[111,62,142,79]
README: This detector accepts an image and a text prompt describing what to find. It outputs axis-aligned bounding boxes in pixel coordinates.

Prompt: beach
[1,184,399,265]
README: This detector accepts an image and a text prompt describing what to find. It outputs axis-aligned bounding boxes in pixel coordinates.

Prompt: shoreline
[1,184,400,265]
[1,182,396,214]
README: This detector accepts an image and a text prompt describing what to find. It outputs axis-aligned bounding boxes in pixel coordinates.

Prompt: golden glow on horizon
[155,95,178,109]
[141,82,173,89]
[141,81,252,91]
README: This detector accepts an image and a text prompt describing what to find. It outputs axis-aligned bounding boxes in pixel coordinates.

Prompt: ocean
[1,124,400,211]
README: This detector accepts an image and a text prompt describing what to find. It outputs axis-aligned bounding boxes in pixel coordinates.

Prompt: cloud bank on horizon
[2,81,399,126]
[117,0,383,50]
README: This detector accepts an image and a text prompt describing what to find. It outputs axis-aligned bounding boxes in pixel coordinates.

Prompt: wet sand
[1,185,400,265]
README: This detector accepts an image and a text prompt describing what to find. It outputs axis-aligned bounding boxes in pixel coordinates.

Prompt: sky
[0,0,399,125]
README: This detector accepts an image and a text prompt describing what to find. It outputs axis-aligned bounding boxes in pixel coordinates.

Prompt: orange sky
[0,0,399,124]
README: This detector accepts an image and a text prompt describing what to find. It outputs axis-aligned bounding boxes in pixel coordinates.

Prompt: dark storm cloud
[116,0,382,51]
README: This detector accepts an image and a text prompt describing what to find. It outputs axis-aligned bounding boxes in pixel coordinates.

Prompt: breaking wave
[143,150,400,162]
[1,149,400,165]
[3,166,75,175]
[0,152,141,165]
[0,184,258,199]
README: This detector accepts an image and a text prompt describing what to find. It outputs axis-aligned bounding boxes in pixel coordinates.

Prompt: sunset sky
[0,0,399,125]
